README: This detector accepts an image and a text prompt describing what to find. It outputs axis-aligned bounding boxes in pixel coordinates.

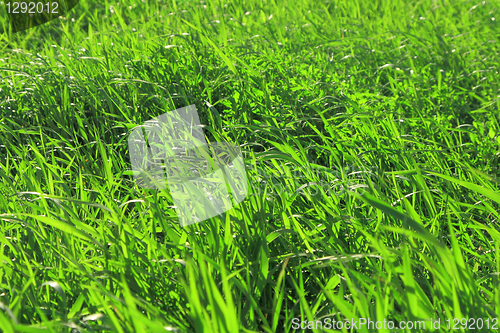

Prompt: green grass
[0,0,499,332]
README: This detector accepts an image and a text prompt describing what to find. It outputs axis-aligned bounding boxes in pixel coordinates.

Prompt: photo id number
[6,2,59,14]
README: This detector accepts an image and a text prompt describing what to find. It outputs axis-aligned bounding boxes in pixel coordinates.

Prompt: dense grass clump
[0,0,499,332]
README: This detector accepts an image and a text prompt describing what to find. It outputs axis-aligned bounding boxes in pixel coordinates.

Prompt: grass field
[0,0,499,332]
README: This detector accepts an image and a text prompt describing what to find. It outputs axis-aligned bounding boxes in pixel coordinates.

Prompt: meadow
[0,0,499,332]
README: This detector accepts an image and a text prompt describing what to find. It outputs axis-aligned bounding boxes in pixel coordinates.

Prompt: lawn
[0,0,499,332]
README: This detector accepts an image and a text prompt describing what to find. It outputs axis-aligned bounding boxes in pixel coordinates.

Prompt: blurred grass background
[0,0,499,332]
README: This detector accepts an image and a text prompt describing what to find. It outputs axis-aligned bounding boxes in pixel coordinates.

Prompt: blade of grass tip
[451,283,464,320]
[402,197,432,253]
[205,100,223,131]
[219,272,271,332]
[67,293,86,319]
[180,19,238,76]
[427,171,500,204]
[4,214,103,248]
[289,273,316,329]
[496,241,500,315]
[13,325,53,333]
[96,134,114,191]
[220,258,239,332]
[447,211,466,271]
[198,257,231,333]
[266,229,296,244]
[120,274,147,333]
[182,258,211,332]
[39,281,67,320]
[224,212,233,250]
[356,192,443,248]
[402,245,419,318]
[256,236,270,296]
[87,288,125,333]
[0,311,14,333]
[468,167,500,184]
[0,301,16,326]
[271,258,289,332]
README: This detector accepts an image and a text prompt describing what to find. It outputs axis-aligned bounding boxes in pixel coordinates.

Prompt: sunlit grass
[0,0,499,332]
